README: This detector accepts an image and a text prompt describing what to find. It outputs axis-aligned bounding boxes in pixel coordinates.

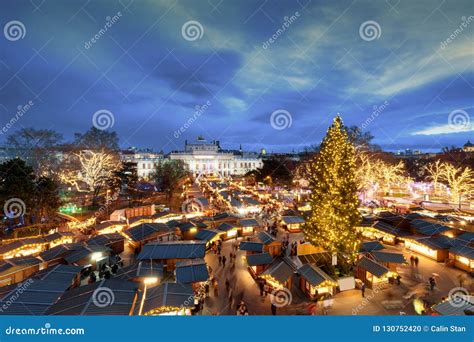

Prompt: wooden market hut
[115,260,164,285]
[0,256,41,287]
[297,264,338,300]
[43,232,75,248]
[138,241,206,271]
[281,216,305,233]
[176,221,199,240]
[239,241,264,255]
[0,237,47,259]
[194,229,221,248]
[238,218,260,236]
[257,231,282,257]
[260,256,296,290]
[93,220,125,235]
[449,245,474,273]
[122,222,177,253]
[87,233,125,254]
[246,252,273,278]
[0,264,82,315]
[355,256,390,288]
[46,279,141,315]
[38,243,83,268]
[432,295,474,316]
[216,222,239,240]
[175,259,209,285]
[139,282,195,316]
[404,235,455,262]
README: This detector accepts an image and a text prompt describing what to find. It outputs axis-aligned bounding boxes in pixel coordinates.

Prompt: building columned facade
[120,148,163,179]
[169,137,263,177]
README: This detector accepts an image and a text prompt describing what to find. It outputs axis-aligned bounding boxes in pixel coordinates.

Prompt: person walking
[258,280,264,296]
[222,255,227,267]
[361,283,366,298]
[414,256,419,268]
[410,255,414,267]
[218,255,222,265]
[271,302,277,315]
[213,279,219,297]
[225,278,230,293]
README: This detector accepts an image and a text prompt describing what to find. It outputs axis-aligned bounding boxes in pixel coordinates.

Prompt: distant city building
[463,140,474,153]
[120,148,163,179]
[169,136,263,177]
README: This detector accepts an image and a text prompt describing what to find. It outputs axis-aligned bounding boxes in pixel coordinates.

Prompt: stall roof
[359,241,385,253]
[46,279,140,315]
[175,259,209,284]
[63,244,110,264]
[87,233,124,247]
[298,253,330,265]
[0,237,46,255]
[410,236,458,250]
[239,219,259,227]
[246,253,273,266]
[0,264,82,315]
[217,222,235,232]
[0,256,41,274]
[43,232,75,243]
[371,251,406,264]
[282,216,305,225]
[230,198,242,208]
[410,219,451,236]
[166,220,181,228]
[457,232,474,244]
[115,260,164,280]
[123,223,173,242]
[449,245,474,259]
[177,221,197,232]
[210,213,237,221]
[357,256,389,278]
[298,264,335,287]
[240,241,264,253]
[257,231,276,245]
[432,296,474,316]
[262,258,294,284]
[372,221,402,235]
[138,241,206,260]
[194,229,220,242]
[140,282,194,314]
[94,220,123,231]
[39,243,82,262]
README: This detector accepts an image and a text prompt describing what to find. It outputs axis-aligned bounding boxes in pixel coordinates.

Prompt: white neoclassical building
[169,137,263,177]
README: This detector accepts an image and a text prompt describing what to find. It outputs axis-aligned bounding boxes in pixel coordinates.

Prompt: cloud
[412,123,474,136]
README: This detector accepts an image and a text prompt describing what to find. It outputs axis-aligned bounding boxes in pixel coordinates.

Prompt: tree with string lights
[303,116,361,266]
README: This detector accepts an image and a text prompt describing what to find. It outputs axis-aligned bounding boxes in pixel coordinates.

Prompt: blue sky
[0,0,472,153]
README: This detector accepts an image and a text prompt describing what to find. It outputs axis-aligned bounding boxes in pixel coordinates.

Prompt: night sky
[0,0,472,153]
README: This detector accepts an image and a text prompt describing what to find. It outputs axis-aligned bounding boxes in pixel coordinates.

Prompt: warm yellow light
[91,252,103,261]
[143,277,158,285]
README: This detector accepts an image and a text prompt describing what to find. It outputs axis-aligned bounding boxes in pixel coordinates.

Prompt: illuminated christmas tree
[303,116,361,264]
